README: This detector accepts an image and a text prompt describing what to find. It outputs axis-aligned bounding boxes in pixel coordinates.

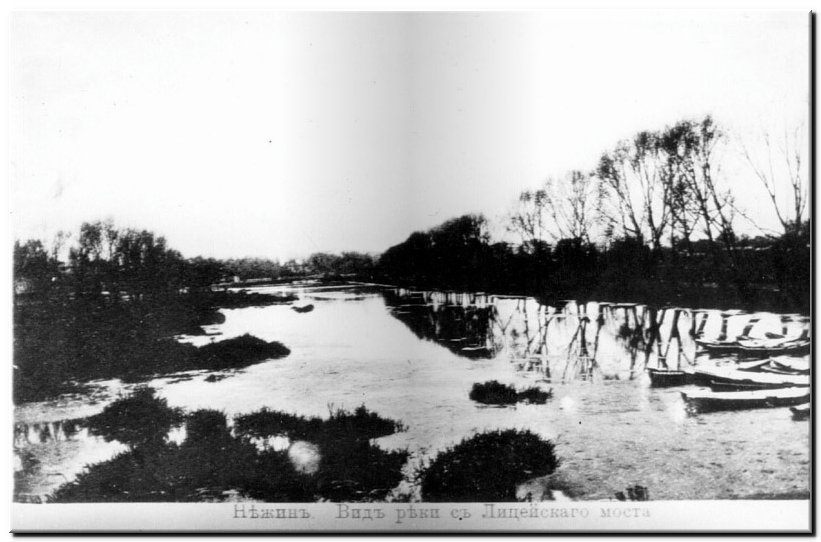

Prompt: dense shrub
[469,381,552,405]
[86,387,183,447]
[419,429,559,502]
[234,405,403,442]
[469,381,518,405]
[515,387,552,404]
[53,393,409,503]
[196,334,290,371]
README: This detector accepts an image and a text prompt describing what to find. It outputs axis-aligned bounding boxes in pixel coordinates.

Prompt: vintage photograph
[10,10,811,532]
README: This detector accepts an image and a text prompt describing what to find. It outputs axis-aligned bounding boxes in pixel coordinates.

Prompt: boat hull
[647,368,693,387]
[693,367,809,389]
[681,388,810,413]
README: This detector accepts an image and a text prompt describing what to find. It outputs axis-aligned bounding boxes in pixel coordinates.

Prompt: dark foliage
[419,429,559,502]
[469,381,518,405]
[234,405,403,442]
[195,334,290,371]
[13,290,290,402]
[377,213,810,314]
[469,381,552,405]
[291,304,315,313]
[51,392,408,503]
[615,485,649,501]
[515,386,552,404]
[85,387,183,447]
[207,290,298,308]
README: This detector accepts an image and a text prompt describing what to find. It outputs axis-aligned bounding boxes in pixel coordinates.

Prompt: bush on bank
[418,429,560,502]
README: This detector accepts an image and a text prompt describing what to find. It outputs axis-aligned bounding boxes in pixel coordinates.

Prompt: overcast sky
[10,11,809,260]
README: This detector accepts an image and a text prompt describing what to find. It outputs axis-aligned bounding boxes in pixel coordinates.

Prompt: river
[13,284,810,502]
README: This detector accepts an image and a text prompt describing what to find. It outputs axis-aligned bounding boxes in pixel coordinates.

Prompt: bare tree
[659,117,736,249]
[740,121,808,235]
[595,131,671,251]
[542,170,599,243]
[507,188,550,254]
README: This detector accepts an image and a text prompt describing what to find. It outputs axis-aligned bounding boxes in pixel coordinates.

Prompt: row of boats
[693,312,810,357]
[695,333,810,356]
[648,355,811,416]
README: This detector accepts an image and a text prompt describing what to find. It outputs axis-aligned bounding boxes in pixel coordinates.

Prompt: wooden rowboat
[647,368,693,387]
[770,356,810,374]
[693,366,809,389]
[681,387,810,413]
[735,358,772,372]
[737,337,810,356]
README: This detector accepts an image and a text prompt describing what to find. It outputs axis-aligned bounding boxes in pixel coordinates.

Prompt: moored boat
[681,387,810,413]
[737,334,810,356]
[770,355,810,374]
[647,368,693,387]
[735,358,772,372]
[693,366,809,389]
[695,338,741,354]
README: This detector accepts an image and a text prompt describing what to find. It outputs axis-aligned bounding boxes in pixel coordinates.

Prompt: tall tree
[595,131,672,251]
[740,121,808,236]
[507,188,550,254]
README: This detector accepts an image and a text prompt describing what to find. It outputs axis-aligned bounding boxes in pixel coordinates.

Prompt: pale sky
[10,11,809,260]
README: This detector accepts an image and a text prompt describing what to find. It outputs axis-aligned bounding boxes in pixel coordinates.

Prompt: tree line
[14,220,377,302]
[377,116,809,312]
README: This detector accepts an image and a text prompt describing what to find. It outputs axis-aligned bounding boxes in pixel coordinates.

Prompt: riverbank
[13,289,296,403]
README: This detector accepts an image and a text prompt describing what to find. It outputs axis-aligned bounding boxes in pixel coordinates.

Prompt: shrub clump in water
[195,334,290,371]
[418,429,560,502]
[469,381,552,405]
[234,404,408,501]
[235,404,404,442]
[86,386,183,447]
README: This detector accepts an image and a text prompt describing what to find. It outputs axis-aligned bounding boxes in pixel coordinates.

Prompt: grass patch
[469,381,552,405]
[418,429,560,502]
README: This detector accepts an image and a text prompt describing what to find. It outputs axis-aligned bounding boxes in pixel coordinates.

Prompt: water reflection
[384,288,810,382]
[14,419,82,447]
[383,289,497,359]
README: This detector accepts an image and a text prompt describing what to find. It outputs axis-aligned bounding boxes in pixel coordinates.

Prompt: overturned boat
[681,387,810,413]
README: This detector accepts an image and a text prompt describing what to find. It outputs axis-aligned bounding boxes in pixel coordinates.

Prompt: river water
[13,284,810,502]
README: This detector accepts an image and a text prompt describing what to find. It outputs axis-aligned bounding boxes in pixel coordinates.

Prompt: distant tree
[544,170,599,244]
[508,188,550,254]
[14,239,58,294]
[740,121,808,236]
[184,257,224,292]
[305,252,338,275]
